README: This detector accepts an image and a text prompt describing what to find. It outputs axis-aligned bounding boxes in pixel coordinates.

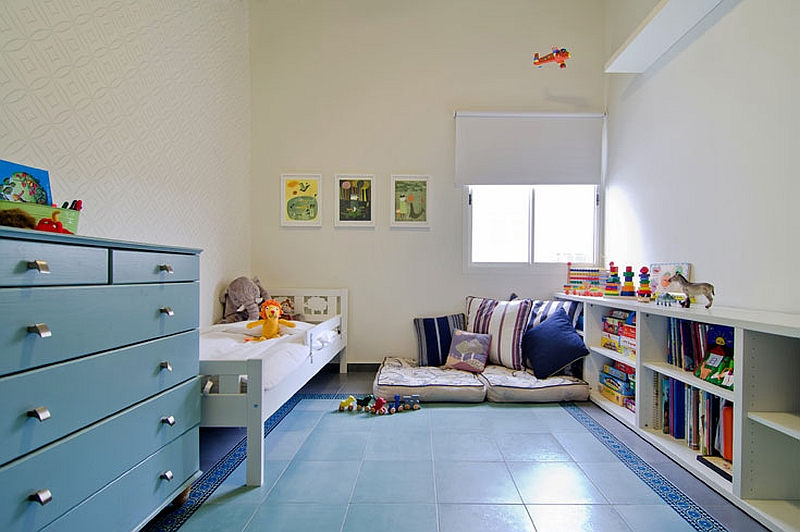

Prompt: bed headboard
[269,287,348,328]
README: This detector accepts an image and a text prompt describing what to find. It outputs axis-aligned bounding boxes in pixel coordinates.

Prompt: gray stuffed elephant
[217,276,270,324]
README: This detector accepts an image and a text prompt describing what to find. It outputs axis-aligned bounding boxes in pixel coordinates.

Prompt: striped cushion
[413,313,466,366]
[529,300,583,329]
[465,296,533,370]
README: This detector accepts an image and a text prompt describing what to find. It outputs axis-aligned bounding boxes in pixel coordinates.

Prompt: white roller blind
[455,111,604,185]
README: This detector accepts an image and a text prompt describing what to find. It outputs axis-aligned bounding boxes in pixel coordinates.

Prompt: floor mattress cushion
[479,364,590,403]
[372,357,487,402]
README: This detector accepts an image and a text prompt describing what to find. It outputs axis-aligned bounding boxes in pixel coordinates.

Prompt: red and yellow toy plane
[533,47,571,69]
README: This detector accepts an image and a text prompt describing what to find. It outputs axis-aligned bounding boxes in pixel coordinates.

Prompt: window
[468,184,597,266]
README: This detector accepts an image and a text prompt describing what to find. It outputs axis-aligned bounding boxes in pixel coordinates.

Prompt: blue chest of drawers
[0,227,202,532]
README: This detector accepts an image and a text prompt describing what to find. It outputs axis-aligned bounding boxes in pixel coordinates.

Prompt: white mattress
[372,357,589,404]
[479,365,590,403]
[199,321,337,391]
[373,357,487,402]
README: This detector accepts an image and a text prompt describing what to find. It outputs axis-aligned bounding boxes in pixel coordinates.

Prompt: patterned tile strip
[562,402,729,532]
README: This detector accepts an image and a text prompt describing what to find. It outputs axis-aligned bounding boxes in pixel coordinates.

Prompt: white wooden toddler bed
[198,288,347,486]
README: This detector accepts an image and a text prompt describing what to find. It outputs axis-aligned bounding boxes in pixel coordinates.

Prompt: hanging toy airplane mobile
[533,47,571,69]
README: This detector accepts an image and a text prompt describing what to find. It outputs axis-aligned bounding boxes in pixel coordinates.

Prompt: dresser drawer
[112,250,199,284]
[0,379,199,532]
[0,239,108,287]
[0,283,199,376]
[40,427,199,532]
[0,330,198,466]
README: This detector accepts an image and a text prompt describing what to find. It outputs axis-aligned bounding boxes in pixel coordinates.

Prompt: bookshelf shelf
[747,412,800,442]
[640,428,734,493]
[643,361,734,402]
[589,389,635,428]
[556,293,800,532]
[742,500,800,532]
[589,345,635,367]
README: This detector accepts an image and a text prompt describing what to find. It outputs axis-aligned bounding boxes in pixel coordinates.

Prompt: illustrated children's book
[695,325,735,390]
[0,159,52,205]
[650,262,691,296]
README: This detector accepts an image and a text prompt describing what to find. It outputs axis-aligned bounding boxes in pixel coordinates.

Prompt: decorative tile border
[562,403,729,532]
[146,397,729,532]
[142,393,332,532]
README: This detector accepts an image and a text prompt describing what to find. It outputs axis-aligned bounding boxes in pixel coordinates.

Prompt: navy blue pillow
[522,308,588,378]
[413,313,465,366]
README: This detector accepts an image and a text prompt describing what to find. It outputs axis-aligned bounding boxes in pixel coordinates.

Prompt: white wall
[249,0,605,363]
[603,0,660,62]
[604,0,799,313]
[0,1,253,325]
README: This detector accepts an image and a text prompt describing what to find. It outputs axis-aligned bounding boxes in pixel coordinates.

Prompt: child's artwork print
[0,159,52,205]
[650,262,691,295]
[335,174,374,227]
[281,174,321,226]
[391,175,429,227]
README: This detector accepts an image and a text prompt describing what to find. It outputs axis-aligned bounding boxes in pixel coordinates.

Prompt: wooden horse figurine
[668,273,715,309]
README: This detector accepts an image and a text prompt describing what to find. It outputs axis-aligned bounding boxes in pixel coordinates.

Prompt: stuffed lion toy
[245,299,295,341]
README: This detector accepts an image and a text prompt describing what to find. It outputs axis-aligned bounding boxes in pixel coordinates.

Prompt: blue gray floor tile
[148,370,769,532]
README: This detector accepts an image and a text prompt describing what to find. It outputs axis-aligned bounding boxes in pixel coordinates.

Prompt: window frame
[463,184,602,273]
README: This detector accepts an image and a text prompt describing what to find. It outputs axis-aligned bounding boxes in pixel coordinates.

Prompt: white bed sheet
[199,321,338,391]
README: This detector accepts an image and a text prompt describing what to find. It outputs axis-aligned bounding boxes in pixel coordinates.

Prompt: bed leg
[246,358,265,486]
[339,347,347,374]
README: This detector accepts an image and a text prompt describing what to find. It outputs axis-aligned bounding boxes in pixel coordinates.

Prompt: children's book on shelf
[666,320,734,391]
[600,371,634,396]
[695,325,734,390]
[603,363,628,381]
[651,373,662,431]
[696,396,733,481]
[600,383,631,407]
[716,401,733,461]
[601,311,636,359]
[653,375,733,478]
[667,318,708,371]
[670,379,686,440]
[623,397,635,413]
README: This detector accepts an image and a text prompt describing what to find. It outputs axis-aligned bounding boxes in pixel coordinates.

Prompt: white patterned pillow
[465,296,533,370]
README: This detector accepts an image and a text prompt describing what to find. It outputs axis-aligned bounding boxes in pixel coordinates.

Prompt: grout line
[428,405,441,532]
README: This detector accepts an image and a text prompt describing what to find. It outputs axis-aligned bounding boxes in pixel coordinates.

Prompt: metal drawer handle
[161,470,174,482]
[28,489,52,506]
[27,406,51,422]
[159,307,174,317]
[160,361,173,372]
[161,415,176,426]
[159,264,174,274]
[27,323,52,338]
[27,260,51,274]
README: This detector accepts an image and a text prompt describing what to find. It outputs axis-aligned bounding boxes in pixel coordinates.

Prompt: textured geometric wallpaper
[0,0,252,325]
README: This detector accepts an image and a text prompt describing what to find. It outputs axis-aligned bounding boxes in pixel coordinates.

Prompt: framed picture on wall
[281,174,322,226]
[335,174,374,227]
[390,175,429,227]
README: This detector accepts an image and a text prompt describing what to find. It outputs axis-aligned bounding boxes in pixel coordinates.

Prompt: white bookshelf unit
[558,294,800,532]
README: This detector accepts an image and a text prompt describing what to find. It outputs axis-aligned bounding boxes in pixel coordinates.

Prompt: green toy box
[0,200,80,233]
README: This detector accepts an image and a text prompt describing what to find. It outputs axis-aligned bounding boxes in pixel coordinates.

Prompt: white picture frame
[281,174,322,227]
[334,174,375,227]
[390,175,429,228]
